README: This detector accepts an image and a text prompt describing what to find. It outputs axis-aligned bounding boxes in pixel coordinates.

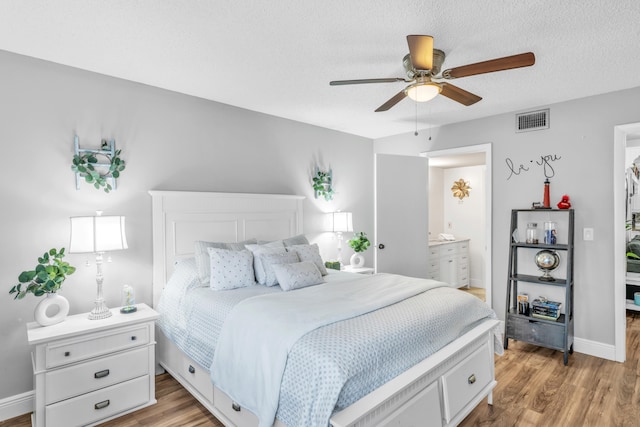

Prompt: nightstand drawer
[46,324,150,368]
[45,346,150,404]
[45,374,150,427]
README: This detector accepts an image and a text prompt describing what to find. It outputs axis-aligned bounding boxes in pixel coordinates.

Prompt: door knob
[378,244,385,250]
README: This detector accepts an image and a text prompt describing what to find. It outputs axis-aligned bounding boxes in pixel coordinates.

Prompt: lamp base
[88,300,113,320]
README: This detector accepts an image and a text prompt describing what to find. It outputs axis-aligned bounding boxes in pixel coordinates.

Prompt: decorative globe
[535,249,560,281]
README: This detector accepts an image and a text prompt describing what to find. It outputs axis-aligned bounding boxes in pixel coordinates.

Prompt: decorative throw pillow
[282,234,309,247]
[245,241,286,284]
[194,238,257,284]
[272,261,324,291]
[260,251,300,286]
[207,247,255,291]
[287,243,328,275]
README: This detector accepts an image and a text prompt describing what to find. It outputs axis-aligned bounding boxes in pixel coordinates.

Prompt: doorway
[423,143,493,308]
[614,123,640,363]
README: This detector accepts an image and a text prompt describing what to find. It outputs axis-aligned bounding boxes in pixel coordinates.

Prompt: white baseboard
[573,337,617,361]
[0,390,33,422]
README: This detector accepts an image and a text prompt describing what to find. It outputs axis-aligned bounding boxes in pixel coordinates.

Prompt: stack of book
[531,299,562,320]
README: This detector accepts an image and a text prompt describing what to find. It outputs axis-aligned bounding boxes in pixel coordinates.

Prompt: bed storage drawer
[178,353,214,404]
[45,375,150,427]
[214,386,259,427]
[158,331,214,404]
[441,343,491,423]
[378,380,442,427]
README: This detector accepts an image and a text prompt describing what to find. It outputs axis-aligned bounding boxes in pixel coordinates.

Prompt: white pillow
[207,247,255,290]
[287,243,328,275]
[282,234,309,247]
[246,241,286,284]
[260,251,299,286]
[272,261,324,291]
[194,238,257,284]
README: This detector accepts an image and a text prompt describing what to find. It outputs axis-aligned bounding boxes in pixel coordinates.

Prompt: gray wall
[0,50,373,400]
[375,86,640,347]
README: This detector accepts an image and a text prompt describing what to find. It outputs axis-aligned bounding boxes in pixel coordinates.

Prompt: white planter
[34,293,69,327]
[350,253,365,268]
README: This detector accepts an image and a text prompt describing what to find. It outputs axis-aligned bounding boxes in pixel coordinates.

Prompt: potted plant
[9,248,76,326]
[348,232,370,268]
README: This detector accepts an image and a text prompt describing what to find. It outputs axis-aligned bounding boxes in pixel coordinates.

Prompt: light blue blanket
[210,273,445,427]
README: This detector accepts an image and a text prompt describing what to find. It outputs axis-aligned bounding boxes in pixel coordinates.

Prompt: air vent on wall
[515,108,549,132]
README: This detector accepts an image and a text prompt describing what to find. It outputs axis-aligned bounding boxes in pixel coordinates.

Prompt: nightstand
[27,303,159,427]
[342,266,375,275]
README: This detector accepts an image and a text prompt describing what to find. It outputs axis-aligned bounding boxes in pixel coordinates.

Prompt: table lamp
[69,211,127,319]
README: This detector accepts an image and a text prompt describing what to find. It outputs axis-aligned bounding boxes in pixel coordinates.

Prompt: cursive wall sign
[505,154,561,180]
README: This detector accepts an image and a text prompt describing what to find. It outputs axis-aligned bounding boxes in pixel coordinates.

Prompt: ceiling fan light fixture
[405,82,442,102]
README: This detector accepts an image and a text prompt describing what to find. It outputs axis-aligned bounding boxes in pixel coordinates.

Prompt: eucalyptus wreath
[71,140,125,193]
[312,170,334,201]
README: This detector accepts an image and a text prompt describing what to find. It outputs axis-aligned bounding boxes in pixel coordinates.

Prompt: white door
[375,154,429,277]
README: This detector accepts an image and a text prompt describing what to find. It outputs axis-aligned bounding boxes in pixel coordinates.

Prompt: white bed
[150,190,500,427]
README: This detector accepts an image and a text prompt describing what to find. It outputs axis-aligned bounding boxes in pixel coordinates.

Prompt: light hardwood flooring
[4,311,640,427]
[460,286,486,302]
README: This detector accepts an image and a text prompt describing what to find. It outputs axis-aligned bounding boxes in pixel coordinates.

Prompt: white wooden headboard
[149,191,305,307]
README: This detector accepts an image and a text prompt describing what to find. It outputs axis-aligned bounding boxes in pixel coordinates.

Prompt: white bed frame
[150,190,499,427]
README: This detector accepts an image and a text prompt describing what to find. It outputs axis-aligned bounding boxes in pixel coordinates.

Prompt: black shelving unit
[504,209,575,365]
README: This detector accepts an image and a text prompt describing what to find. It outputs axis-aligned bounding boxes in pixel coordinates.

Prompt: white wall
[443,166,486,288]
[0,50,374,403]
[375,86,640,352]
[428,167,444,238]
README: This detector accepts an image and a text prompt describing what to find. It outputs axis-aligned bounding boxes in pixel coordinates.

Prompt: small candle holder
[120,284,137,314]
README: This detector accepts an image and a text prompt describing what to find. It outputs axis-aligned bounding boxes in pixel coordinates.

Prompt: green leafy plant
[312,170,334,201]
[628,252,640,260]
[9,248,76,300]
[348,232,371,253]
[71,140,125,193]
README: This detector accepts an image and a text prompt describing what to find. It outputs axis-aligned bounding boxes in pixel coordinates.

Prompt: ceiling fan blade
[375,90,408,112]
[407,35,434,71]
[330,78,405,86]
[442,52,535,79]
[440,83,482,106]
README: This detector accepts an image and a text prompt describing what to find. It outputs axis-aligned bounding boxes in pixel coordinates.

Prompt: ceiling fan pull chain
[414,100,419,136]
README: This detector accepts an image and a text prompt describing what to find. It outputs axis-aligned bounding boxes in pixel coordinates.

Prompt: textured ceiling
[1,1,640,139]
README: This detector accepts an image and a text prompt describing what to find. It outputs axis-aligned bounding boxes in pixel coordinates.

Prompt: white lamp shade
[332,212,353,233]
[69,215,128,253]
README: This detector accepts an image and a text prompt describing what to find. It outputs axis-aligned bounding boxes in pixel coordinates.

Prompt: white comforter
[211,273,446,427]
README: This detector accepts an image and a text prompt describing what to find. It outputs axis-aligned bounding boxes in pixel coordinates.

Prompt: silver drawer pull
[64,351,71,357]
[468,374,476,385]
[94,400,110,410]
[188,365,196,374]
[232,402,241,412]
[94,369,110,379]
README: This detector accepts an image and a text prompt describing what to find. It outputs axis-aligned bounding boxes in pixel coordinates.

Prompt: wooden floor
[4,311,640,426]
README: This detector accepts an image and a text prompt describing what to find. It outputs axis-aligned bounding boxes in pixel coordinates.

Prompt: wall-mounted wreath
[312,169,334,201]
[71,139,125,193]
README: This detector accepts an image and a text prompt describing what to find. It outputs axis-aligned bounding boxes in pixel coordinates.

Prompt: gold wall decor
[451,178,471,200]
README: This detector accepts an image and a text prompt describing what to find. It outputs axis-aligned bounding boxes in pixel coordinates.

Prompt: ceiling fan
[330,35,535,112]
